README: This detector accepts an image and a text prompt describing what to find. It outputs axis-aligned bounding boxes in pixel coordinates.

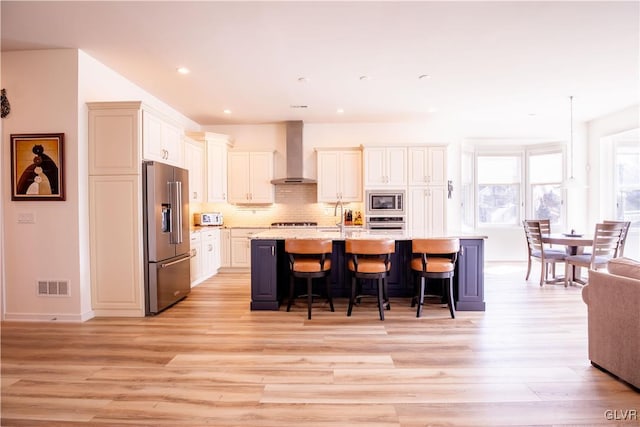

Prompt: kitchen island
[249,229,486,312]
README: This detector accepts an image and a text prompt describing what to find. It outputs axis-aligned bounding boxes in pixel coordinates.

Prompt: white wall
[1,49,200,321]
[2,49,82,320]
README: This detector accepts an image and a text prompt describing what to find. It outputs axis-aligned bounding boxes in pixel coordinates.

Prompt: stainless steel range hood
[270,121,316,184]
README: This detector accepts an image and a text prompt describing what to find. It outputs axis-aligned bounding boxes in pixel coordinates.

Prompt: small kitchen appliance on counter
[194,212,223,226]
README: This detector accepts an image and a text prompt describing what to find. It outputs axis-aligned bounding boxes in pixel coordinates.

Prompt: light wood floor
[2,263,639,426]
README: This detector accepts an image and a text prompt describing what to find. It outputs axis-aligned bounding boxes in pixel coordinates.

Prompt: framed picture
[10,133,65,201]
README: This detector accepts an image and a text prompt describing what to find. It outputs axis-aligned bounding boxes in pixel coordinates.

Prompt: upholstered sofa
[582,257,640,389]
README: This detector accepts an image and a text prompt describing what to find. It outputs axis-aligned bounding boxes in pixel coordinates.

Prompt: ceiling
[2,1,639,136]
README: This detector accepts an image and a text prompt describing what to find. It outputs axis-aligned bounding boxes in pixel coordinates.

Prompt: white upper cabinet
[186,131,232,203]
[206,138,229,202]
[364,147,407,188]
[227,151,274,204]
[88,102,141,175]
[183,136,204,203]
[408,146,447,186]
[316,149,362,202]
[142,109,184,167]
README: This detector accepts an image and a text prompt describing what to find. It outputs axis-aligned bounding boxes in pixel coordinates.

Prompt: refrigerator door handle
[160,254,191,268]
[175,181,183,244]
[168,181,183,244]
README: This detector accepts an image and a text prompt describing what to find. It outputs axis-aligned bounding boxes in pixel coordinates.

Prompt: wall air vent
[37,280,70,296]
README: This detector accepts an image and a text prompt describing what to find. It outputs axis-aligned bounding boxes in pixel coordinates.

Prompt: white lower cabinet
[229,228,267,268]
[220,228,231,268]
[201,228,221,277]
[190,228,221,286]
[190,231,202,286]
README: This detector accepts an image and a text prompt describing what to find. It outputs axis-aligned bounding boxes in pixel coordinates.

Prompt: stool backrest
[345,238,395,255]
[412,238,460,255]
[285,239,332,255]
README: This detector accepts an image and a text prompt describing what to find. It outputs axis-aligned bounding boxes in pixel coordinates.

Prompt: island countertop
[249,228,487,241]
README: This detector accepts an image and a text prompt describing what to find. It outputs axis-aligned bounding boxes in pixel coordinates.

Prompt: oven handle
[368,226,405,230]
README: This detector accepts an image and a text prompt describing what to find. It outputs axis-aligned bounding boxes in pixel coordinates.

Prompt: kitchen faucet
[334,199,344,234]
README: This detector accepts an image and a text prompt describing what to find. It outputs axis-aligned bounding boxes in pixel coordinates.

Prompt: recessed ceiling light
[427,107,438,113]
[290,105,308,109]
[297,77,309,83]
[359,75,370,81]
[177,67,190,75]
[419,74,431,80]
[337,108,344,114]
[223,109,232,114]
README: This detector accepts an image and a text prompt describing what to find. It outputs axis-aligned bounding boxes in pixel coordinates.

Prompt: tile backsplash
[201,184,363,227]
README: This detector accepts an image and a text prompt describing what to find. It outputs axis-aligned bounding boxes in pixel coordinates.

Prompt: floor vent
[37,280,70,296]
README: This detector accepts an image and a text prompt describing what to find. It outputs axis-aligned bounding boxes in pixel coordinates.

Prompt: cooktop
[270,222,318,228]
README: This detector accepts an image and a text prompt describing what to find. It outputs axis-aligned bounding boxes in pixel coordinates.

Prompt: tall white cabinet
[88,101,185,317]
[407,145,448,237]
[183,136,204,203]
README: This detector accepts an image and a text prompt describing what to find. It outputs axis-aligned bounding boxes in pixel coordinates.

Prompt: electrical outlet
[17,212,35,224]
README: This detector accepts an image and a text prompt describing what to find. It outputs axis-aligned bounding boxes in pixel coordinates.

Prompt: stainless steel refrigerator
[143,161,191,315]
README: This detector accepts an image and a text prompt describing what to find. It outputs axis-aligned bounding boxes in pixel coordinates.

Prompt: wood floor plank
[2,265,639,426]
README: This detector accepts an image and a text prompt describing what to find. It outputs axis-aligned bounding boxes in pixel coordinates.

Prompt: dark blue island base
[250,238,485,312]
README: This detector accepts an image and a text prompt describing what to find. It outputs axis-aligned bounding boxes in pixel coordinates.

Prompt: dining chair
[522,220,567,286]
[410,238,459,318]
[564,222,626,287]
[345,238,395,321]
[603,220,631,257]
[285,238,334,319]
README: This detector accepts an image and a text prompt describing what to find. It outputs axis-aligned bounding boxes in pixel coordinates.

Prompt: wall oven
[365,215,406,234]
[365,189,405,216]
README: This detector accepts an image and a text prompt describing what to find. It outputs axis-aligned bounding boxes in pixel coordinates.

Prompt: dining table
[542,233,594,255]
[542,233,594,285]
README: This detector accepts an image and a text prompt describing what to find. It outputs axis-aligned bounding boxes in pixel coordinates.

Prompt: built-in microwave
[365,190,405,216]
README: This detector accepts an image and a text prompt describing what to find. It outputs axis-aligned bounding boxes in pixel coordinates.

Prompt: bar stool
[285,238,334,319]
[411,238,459,318]
[345,238,395,321]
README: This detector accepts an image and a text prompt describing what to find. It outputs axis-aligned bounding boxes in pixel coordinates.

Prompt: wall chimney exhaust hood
[270,121,316,184]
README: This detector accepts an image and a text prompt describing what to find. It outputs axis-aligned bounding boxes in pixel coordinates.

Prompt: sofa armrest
[583,269,640,389]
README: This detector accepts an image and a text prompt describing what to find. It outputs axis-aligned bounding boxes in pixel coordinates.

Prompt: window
[615,142,640,227]
[477,155,521,225]
[529,151,563,225]
[467,144,566,228]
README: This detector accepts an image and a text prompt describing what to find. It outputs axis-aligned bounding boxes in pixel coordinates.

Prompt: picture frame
[10,133,65,201]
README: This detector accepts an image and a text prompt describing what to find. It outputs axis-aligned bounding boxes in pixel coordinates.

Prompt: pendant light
[562,95,587,189]
[568,95,575,181]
